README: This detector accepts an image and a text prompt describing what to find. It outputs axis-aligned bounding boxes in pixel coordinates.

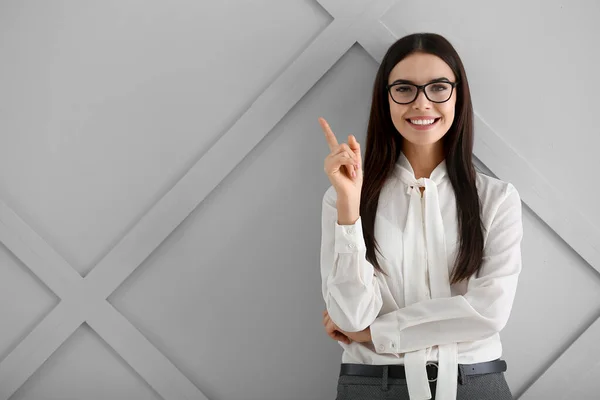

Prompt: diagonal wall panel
[519,314,600,399]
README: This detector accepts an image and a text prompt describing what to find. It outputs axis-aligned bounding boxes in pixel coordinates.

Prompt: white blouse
[320,152,523,400]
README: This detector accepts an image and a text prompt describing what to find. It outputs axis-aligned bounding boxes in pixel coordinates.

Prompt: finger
[334,143,357,162]
[325,153,357,173]
[324,314,332,327]
[333,331,352,344]
[348,135,362,169]
[332,144,359,173]
[329,151,358,167]
[329,327,352,344]
[330,153,359,178]
[326,322,345,341]
[326,316,340,332]
[319,117,339,152]
[324,318,352,344]
[334,151,355,162]
[325,320,336,335]
[325,317,340,334]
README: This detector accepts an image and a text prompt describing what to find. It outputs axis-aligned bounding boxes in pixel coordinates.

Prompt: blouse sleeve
[320,186,383,332]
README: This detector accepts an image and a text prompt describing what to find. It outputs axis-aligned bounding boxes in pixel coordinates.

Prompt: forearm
[370,282,517,353]
[336,197,360,225]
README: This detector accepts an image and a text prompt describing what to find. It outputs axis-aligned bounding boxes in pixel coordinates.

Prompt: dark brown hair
[361,32,484,284]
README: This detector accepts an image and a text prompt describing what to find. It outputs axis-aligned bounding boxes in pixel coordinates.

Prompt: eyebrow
[389,77,451,85]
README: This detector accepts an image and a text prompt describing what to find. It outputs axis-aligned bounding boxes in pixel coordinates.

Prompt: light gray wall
[0,1,599,399]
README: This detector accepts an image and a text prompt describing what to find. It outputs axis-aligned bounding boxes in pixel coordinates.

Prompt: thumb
[348,135,362,164]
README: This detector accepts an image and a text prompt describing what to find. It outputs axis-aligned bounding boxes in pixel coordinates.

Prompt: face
[387,52,457,149]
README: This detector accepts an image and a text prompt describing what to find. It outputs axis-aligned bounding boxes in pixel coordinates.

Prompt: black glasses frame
[386,81,459,105]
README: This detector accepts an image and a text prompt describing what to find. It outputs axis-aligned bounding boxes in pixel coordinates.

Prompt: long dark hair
[361,32,484,284]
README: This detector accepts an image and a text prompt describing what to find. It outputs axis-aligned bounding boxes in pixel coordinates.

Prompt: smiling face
[387,52,457,149]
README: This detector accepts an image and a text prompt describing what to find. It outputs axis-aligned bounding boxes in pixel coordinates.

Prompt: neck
[402,142,445,179]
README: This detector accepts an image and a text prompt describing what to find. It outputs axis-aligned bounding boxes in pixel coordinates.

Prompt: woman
[319,32,521,400]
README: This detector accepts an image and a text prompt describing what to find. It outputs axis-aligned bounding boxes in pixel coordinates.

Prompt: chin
[399,126,446,146]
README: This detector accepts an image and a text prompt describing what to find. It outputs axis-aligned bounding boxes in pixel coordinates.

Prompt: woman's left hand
[322,310,372,343]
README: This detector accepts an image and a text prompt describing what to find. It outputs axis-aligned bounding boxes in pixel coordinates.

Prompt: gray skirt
[336,367,513,400]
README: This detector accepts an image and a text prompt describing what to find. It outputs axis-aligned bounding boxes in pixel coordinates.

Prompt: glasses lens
[425,82,453,102]
[390,84,417,104]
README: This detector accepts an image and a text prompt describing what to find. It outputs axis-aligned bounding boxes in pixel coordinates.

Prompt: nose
[412,88,431,110]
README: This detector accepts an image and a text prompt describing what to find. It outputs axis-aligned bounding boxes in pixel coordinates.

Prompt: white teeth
[410,118,436,125]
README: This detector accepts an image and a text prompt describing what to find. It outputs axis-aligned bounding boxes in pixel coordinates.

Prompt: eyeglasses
[386,80,458,105]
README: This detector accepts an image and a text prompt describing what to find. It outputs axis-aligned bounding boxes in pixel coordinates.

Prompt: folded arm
[370,184,523,353]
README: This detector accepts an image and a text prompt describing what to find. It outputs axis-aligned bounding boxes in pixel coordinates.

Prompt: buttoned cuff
[334,217,366,253]
[370,312,400,354]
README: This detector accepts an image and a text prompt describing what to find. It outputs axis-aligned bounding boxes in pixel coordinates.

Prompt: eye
[394,85,414,93]
[430,83,450,92]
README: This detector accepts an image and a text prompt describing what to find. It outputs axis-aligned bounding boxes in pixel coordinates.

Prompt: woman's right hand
[320,117,363,205]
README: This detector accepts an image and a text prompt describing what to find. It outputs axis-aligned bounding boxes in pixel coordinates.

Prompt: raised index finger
[319,117,338,152]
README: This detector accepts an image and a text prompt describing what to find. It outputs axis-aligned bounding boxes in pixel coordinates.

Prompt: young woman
[319,33,521,400]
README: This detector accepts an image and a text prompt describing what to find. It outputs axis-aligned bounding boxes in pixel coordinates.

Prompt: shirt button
[347,227,355,234]
[378,344,385,352]
[347,244,355,249]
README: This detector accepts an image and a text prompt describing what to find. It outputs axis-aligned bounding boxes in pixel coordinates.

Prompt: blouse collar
[394,152,448,185]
